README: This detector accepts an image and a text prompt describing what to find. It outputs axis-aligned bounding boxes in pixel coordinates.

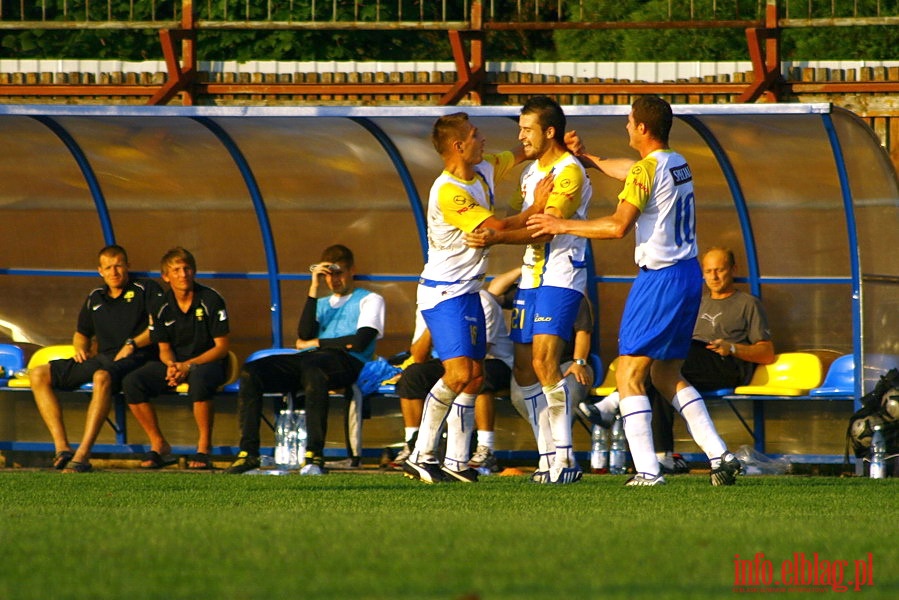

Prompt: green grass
[0,471,897,599]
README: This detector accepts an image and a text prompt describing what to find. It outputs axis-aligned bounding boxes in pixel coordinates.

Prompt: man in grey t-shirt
[654,246,775,471]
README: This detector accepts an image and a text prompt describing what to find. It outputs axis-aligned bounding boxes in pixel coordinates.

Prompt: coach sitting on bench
[31,244,162,473]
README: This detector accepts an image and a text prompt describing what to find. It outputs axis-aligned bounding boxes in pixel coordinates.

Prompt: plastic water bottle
[870,425,887,479]
[293,409,307,467]
[274,409,293,469]
[609,416,628,475]
[590,424,609,474]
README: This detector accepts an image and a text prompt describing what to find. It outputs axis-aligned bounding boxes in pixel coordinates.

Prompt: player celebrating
[528,95,740,486]
[403,112,545,484]
[468,97,593,484]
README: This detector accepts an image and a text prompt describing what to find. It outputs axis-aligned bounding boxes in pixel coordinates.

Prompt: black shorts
[49,354,147,392]
[394,358,511,400]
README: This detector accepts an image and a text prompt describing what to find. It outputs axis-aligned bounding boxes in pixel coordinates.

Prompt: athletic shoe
[710,452,742,486]
[389,443,412,470]
[625,473,667,486]
[468,445,499,473]
[440,466,479,483]
[225,451,260,474]
[576,401,613,429]
[403,458,447,484]
[529,470,550,483]
[548,464,584,484]
[660,453,690,475]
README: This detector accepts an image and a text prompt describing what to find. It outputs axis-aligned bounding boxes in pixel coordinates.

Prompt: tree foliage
[0,0,895,61]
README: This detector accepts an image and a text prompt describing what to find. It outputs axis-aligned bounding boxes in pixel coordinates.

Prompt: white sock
[444,392,476,471]
[514,380,555,471]
[657,451,674,470]
[672,386,727,462]
[619,395,660,477]
[404,427,419,444]
[544,379,573,468]
[595,390,620,423]
[476,430,494,449]
[412,378,456,463]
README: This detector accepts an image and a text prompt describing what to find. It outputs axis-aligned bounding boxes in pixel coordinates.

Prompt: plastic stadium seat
[733,352,824,396]
[0,343,25,385]
[6,344,77,388]
[809,354,855,397]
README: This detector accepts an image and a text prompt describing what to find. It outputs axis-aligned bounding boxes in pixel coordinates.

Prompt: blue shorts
[619,259,702,360]
[421,292,486,361]
[510,286,582,344]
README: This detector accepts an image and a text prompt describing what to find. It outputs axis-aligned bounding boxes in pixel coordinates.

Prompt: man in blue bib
[226,244,385,475]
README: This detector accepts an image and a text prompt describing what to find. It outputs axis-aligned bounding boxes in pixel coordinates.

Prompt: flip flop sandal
[62,460,93,473]
[188,452,213,470]
[140,450,178,469]
[53,450,74,470]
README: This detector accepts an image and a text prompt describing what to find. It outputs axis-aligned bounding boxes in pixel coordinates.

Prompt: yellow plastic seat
[6,344,77,388]
[732,352,824,396]
[175,350,240,394]
[590,357,618,397]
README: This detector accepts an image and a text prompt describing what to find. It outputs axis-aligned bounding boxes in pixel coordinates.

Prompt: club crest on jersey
[631,165,643,176]
[124,290,135,302]
[453,195,467,205]
[195,308,204,321]
[559,177,571,189]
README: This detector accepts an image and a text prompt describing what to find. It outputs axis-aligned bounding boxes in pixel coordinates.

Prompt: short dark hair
[161,246,197,273]
[321,244,354,268]
[521,96,566,145]
[98,244,128,264]
[431,112,470,155]
[632,95,673,144]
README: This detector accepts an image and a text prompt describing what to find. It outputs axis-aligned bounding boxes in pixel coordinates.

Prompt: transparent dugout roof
[0,104,895,394]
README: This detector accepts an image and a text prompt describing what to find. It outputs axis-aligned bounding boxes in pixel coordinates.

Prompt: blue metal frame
[31,115,116,245]
[0,103,874,463]
[193,116,284,346]
[679,115,761,297]
[821,113,864,407]
[350,117,429,261]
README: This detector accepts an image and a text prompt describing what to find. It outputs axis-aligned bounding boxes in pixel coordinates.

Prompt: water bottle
[293,409,307,467]
[274,409,293,469]
[590,424,609,474]
[870,425,887,479]
[609,416,628,475]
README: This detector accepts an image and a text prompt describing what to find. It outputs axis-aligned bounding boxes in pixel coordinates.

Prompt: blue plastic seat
[0,343,25,385]
[809,354,855,397]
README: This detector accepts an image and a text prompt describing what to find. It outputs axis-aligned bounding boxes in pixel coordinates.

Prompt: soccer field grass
[0,470,896,599]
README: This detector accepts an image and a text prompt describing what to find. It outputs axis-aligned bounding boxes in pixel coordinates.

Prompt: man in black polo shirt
[31,244,163,473]
[123,247,231,470]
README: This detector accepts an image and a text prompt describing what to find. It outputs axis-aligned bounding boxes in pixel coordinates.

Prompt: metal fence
[0,1,897,28]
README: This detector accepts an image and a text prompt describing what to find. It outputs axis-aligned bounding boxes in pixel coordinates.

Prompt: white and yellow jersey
[619,149,698,270]
[517,152,591,292]
[418,152,516,310]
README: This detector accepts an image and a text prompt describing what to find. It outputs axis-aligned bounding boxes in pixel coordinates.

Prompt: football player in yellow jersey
[404,112,552,484]
[468,97,592,485]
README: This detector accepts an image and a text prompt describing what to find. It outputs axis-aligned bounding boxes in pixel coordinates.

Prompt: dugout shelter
[0,103,896,459]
